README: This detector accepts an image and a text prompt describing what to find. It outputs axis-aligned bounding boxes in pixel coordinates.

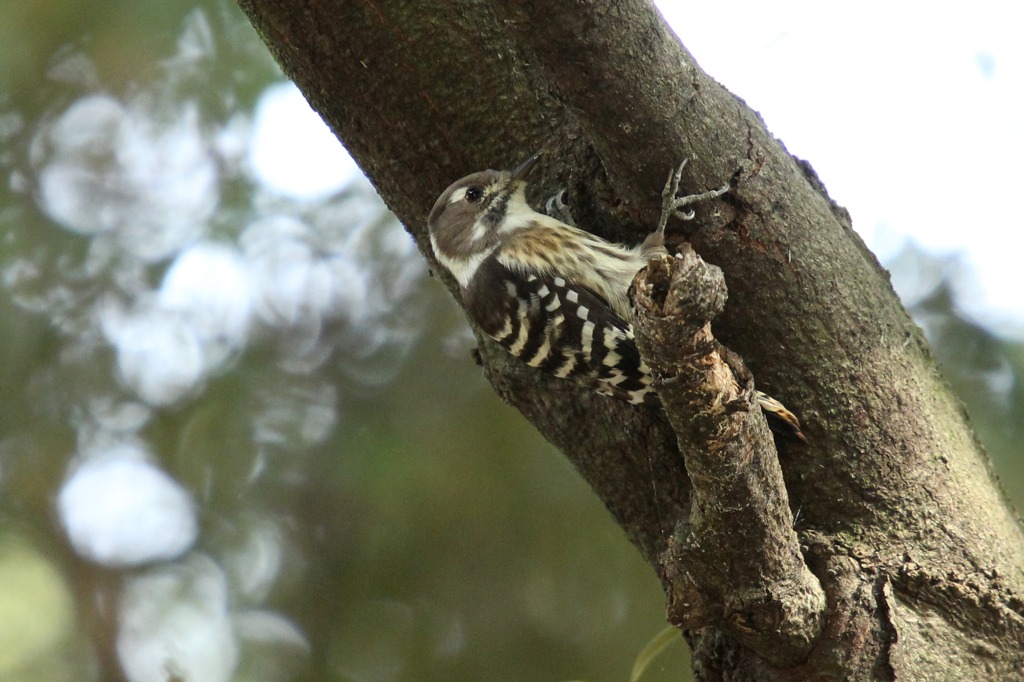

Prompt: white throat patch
[431,233,498,289]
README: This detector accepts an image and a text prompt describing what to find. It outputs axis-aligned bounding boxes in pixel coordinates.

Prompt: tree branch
[631,247,826,665]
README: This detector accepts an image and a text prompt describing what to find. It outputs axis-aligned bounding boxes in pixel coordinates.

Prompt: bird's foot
[543,188,576,227]
[654,159,730,238]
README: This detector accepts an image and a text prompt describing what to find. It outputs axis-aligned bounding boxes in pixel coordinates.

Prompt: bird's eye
[465,186,484,203]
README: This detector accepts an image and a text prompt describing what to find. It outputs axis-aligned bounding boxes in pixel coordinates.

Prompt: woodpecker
[427,152,804,439]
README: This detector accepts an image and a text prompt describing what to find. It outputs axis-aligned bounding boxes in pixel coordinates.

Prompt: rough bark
[235,0,1024,679]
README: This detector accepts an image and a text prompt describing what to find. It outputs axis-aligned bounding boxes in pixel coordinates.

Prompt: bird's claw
[655,159,730,236]
[544,188,575,227]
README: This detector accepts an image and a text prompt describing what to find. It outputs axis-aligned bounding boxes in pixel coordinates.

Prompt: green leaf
[629,625,680,682]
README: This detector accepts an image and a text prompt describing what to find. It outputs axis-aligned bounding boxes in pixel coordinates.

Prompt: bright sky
[247,2,1024,339]
[655,1,1024,339]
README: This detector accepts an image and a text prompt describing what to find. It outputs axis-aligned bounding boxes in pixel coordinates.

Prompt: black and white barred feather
[464,256,657,405]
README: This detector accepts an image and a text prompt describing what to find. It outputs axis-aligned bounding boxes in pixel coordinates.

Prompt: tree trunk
[235,0,1024,678]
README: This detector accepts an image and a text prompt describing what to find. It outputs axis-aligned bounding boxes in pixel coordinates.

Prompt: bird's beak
[510,149,543,181]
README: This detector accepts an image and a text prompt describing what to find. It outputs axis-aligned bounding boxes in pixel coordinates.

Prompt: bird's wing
[463,253,658,405]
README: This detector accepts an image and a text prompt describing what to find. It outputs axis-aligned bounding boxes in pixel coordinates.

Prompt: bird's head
[427,151,541,287]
